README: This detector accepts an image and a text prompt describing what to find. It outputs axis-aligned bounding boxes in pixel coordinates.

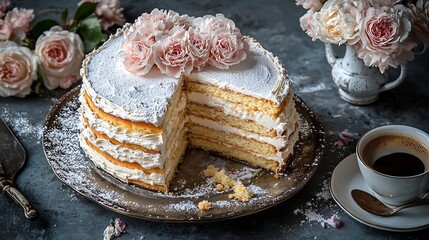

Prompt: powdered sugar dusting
[292,178,340,228]
[188,37,290,104]
[84,31,180,126]
[1,109,43,143]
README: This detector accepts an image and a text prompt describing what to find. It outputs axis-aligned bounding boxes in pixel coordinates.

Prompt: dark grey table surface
[1,0,429,239]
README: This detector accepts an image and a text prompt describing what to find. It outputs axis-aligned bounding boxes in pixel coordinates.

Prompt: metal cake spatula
[0,116,38,220]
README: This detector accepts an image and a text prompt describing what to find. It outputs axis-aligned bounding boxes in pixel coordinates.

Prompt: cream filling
[80,109,187,169]
[78,130,166,186]
[163,94,186,141]
[254,126,300,164]
[187,92,296,135]
[80,95,164,151]
[81,124,163,169]
[188,115,298,151]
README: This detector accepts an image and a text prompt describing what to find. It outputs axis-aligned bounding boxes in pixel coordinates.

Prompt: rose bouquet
[0,0,125,97]
[120,9,247,78]
[297,0,429,73]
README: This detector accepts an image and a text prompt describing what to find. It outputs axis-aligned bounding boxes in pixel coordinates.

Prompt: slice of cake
[78,9,299,193]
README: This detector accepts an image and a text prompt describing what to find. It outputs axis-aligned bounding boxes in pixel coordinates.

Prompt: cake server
[0,116,38,220]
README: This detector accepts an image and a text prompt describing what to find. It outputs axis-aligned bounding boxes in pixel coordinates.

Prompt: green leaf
[31,19,59,40]
[74,2,97,21]
[68,21,78,33]
[32,68,44,95]
[78,15,106,53]
[61,8,68,24]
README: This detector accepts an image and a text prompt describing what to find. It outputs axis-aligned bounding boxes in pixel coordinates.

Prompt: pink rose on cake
[121,11,247,78]
[35,26,84,90]
[208,27,246,69]
[187,27,210,70]
[0,41,38,97]
[357,6,416,73]
[195,14,240,35]
[153,27,193,78]
[120,28,155,76]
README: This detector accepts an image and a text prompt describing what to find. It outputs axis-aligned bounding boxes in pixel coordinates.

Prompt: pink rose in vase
[153,26,193,78]
[299,9,317,40]
[295,0,324,11]
[357,6,417,73]
[0,41,38,97]
[35,26,84,90]
[408,0,429,43]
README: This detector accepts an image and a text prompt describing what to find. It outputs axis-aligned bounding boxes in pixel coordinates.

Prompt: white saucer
[330,154,429,232]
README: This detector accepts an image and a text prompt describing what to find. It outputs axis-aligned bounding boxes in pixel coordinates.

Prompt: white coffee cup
[356,125,429,206]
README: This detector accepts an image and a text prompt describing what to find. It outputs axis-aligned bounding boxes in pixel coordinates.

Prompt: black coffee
[372,152,425,176]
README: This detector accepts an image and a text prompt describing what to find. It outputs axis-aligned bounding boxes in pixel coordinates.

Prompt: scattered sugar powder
[292,178,340,229]
[166,200,198,211]
[1,108,43,143]
[43,96,122,202]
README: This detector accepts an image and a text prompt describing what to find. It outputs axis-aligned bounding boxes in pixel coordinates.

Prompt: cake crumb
[213,169,235,190]
[216,183,225,191]
[204,165,219,177]
[205,167,254,202]
[198,200,213,211]
[228,181,253,202]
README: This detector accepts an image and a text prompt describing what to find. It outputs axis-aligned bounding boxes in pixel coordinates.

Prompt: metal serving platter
[42,85,325,222]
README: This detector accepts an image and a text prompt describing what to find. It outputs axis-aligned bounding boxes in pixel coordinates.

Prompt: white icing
[187,92,297,135]
[188,37,290,105]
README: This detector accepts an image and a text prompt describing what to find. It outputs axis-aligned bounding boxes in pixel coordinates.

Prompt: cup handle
[414,43,428,55]
[379,64,407,92]
[324,43,337,67]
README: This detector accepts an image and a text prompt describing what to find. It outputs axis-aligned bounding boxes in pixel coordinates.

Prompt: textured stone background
[1,0,429,239]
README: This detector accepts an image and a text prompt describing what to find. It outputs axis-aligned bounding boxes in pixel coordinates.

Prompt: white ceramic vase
[325,43,407,105]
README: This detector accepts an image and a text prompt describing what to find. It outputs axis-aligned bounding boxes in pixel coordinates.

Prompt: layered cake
[78,9,299,192]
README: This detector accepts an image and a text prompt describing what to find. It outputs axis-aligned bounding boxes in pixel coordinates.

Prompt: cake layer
[188,115,296,151]
[187,91,296,136]
[189,134,281,172]
[186,80,287,118]
[188,122,279,156]
[187,102,275,137]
